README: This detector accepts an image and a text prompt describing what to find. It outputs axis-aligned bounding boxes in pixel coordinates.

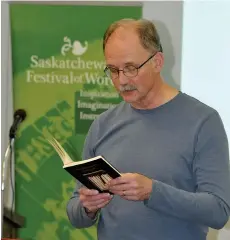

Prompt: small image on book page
[84,170,112,191]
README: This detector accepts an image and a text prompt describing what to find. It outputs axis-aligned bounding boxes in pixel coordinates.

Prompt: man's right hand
[79,188,112,218]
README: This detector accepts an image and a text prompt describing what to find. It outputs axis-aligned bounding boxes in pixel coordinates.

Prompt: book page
[48,138,74,166]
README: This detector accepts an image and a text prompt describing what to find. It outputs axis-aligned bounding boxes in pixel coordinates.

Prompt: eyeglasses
[104,52,158,79]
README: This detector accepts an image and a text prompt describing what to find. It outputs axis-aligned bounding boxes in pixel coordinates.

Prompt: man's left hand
[108,173,153,201]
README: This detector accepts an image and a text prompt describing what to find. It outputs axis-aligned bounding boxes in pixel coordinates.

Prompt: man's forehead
[105,43,147,67]
[105,36,142,57]
[105,53,140,67]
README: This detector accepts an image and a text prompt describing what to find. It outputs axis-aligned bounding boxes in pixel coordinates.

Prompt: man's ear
[152,52,164,72]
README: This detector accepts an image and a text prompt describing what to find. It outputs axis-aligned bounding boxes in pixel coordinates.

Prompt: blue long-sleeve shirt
[67,92,230,240]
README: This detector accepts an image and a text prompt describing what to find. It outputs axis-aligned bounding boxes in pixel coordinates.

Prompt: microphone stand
[1,136,15,238]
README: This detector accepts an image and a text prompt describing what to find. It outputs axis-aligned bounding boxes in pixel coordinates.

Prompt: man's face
[104,27,160,104]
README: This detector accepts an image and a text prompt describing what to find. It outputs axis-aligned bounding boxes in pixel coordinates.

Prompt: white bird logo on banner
[61,37,88,56]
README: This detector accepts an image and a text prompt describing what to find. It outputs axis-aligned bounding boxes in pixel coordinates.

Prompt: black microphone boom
[9,109,27,139]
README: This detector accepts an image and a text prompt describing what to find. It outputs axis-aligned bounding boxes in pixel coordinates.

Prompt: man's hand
[108,173,153,201]
[79,188,112,218]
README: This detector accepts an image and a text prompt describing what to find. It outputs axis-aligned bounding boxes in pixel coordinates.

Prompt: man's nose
[118,71,129,85]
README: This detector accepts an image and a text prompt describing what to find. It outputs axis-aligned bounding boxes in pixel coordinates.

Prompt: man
[67,19,230,240]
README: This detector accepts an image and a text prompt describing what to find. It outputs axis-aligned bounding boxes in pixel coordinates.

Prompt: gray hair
[103,18,163,53]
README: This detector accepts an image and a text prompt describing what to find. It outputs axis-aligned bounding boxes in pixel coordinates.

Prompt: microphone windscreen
[14,109,27,121]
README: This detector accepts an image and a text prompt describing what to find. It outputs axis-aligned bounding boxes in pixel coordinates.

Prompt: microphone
[9,109,27,139]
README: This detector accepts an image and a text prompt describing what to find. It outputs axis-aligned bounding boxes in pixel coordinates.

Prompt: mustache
[119,85,137,92]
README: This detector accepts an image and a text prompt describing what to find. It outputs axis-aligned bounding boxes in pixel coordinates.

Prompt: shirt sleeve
[66,118,100,228]
[144,111,230,229]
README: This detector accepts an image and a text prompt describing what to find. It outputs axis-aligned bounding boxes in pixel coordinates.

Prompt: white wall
[181,0,230,151]
[181,1,230,239]
[1,1,14,210]
[1,2,14,237]
[143,1,183,89]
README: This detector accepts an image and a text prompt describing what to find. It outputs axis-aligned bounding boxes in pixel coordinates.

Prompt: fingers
[109,183,131,191]
[96,199,111,208]
[83,198,111,211]
[107,173,153,201]
[79,188,99,196]
[109,174,133,186]
[109,183,133,195]
[108,174,139,196]
[79,187,112,212]
[80,192,111,203]
[111,188,140,198]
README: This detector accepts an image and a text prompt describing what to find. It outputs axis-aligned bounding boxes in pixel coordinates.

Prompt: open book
[48,138,121,193]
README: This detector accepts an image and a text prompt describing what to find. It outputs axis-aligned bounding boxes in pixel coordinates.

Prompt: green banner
[10,4,142,239]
